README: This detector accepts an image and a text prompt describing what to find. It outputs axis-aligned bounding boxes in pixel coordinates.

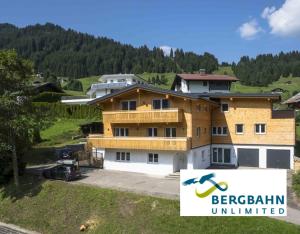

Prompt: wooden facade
[212,98,295,146]
[88,87,295,151]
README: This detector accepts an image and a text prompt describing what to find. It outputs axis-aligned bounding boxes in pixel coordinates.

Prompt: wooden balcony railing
[88,136,191,151]
[102,108,183,123]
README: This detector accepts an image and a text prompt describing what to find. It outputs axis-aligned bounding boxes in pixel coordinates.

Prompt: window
[196,104,201,112]
[165,127,176,137]
[212,126,227,136]
[148,128,157,137]
[114,128,129,137]
[196,127,201,137]
[152,99,169,109]
[148,153,159,163]
[203,81,208,86]
[236,124,244,134]
[255,124,266,134]
[212,148,231,164]
[221,103,229,112]
[116,152,130,161]
[121,100,136,110]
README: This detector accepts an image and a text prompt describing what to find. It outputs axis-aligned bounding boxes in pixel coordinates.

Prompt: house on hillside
[61,74,147,105]
[283,92,300,108]
[171,72,238,93]
[86,75,295,176]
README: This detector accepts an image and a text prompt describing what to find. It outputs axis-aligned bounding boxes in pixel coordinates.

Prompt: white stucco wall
[187,145,211,169]
[95,90,109,98]
[211,144,294,169]
[103,149,176,175]
[181,79,189,93]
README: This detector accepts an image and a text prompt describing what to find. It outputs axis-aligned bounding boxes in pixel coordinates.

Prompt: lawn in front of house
[0,175,299,234]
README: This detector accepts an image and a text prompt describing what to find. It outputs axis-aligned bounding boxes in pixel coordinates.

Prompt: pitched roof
[87,84,217,105]
[283,92,300,104]
[88,83,280,106]
[176,73,239,81]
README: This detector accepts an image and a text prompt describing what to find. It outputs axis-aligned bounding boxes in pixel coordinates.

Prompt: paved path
[74,168,179,200]
[0,222,39,234]
[75,169,300,226]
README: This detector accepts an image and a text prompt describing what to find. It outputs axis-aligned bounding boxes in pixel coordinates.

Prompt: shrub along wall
[33,102,102,120]
[32,92,71,103]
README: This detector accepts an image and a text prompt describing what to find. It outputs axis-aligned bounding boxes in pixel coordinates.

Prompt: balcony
[88,135,191,151]
[102,108,183,123]
[271,110,295,119]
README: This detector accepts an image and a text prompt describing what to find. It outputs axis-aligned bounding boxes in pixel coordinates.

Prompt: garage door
[267,149,290,169]
[238,148,259,167]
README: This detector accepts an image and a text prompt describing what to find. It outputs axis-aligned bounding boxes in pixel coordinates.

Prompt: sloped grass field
[24,119,89,166]
[0,175,299,234]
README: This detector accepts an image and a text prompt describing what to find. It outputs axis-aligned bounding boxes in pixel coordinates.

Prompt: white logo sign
[180,169,286,216]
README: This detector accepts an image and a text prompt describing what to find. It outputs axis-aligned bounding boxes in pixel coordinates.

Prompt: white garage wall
[211,144,294,169]
[103,149,176,175]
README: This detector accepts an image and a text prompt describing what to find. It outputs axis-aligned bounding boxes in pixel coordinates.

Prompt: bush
[32,92,70,103]
[293,171,300,198]
[64,79,83,92]
[33,102,102,120]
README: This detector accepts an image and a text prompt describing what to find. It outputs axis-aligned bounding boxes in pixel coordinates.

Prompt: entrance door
[174,153,187,172]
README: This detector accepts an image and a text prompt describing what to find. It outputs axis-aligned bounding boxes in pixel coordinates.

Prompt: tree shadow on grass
[0,173,44,203]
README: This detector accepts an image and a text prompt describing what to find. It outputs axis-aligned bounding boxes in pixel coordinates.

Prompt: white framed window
[148,153,159,164]
[196,127,201,137]
[165,127,176,137]
[221,103,229,112]
[212,148,231,164]
[255,124,266,134]
[212,126,228,136]
[121,100,136,110]
[116,152,130,161]
[114,128,129,137]
[152,99,169,109]
[148,128,157,137]
[235,124,244,134]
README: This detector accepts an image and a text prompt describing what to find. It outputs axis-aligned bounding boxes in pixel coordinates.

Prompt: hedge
[33,102,102,120]
[32,92,71,103]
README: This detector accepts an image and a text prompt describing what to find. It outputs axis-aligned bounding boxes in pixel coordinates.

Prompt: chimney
[199,69,206,75]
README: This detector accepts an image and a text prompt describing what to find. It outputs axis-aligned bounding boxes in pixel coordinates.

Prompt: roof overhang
[88,84,219,106]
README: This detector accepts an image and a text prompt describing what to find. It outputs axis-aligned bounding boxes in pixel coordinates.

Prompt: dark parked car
[43,164,81,181]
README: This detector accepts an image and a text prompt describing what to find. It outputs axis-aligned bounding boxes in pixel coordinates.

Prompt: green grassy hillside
[63,67,300,102]
[1,175,299,234]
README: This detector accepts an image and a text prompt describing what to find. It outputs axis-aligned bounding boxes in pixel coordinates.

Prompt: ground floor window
[212,148,231,163]
[148,153,159,163]
[116,152,130,161]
